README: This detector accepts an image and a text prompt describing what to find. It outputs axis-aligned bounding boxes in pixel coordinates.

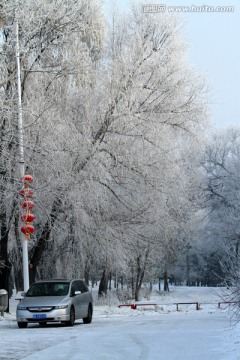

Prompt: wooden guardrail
[174,302,200,311]
[118,303,156,310]
[118,303,200,310]
[119,302,200,310]
[217,301,239,309]
[118,301,239,311]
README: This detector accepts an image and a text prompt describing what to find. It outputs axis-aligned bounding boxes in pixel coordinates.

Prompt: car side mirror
[21,292,26,297]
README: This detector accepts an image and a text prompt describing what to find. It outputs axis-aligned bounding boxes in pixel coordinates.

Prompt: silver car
[16,279,93,328]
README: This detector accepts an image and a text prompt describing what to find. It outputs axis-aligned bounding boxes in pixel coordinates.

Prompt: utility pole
[16,19,29,291]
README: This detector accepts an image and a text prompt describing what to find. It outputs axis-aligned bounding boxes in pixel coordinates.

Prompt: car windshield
[26,282,70,297]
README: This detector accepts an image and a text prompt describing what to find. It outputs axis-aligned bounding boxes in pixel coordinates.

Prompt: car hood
[19,295,69,307]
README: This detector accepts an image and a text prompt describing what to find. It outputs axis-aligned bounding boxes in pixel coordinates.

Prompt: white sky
[103,0,240,129]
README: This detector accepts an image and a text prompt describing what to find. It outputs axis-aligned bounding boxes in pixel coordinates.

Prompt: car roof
[34,279,84,283]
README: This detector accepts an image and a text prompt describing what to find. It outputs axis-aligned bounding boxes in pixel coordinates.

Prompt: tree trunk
[186,252,190,286]
[108,272,112,291]
[98,267,109,297]
[13,216,24,291]
[0,219,11,312]
[134,260,141,301]
[13,263,23,292]
[164,270,169,291]
[29,198,61,284]
[114,271,118,289]
[134,254,148,301]
[84,257,91,286]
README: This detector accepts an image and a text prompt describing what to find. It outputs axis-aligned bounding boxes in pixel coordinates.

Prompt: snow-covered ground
[0,286,239,360]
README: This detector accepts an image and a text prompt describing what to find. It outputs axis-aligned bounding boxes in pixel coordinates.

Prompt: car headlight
[17,305,27,310]
[55,305,68,309]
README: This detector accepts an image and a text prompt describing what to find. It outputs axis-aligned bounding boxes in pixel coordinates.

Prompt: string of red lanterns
[20,174,35,240]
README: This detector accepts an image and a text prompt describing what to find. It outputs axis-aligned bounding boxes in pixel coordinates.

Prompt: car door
[70,280,89,319]
[77,280,90,318]
[70,281,82,320]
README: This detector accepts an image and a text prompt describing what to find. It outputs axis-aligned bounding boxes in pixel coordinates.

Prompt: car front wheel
[83,304,92,324]
[66,306,75,326]
[18,322,28,329]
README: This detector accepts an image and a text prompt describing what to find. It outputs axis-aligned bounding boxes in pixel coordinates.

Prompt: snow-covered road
[1,286,239,360]
[0,310,232,360]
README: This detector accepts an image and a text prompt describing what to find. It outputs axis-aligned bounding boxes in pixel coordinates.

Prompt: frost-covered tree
[202,126,240,256]
[0,1,208,295]
[220,245,240,322]
[0,0,105,290]
[201,126,240,293]
[78,5,208,297]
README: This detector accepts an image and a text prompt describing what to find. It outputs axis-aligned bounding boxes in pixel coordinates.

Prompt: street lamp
[15,19,29,291]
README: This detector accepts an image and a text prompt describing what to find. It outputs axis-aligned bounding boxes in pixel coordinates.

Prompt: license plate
[33,314,47,319]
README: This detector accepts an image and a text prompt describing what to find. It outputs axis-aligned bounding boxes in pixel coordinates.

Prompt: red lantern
[21,224,35,240]
[22,200,35,209]
[19,188,34,197]
[21,213,35,223]
[23,175,33,183]
[21,224,35,234]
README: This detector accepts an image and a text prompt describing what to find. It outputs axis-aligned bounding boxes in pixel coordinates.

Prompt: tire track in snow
[130,333,149,360]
